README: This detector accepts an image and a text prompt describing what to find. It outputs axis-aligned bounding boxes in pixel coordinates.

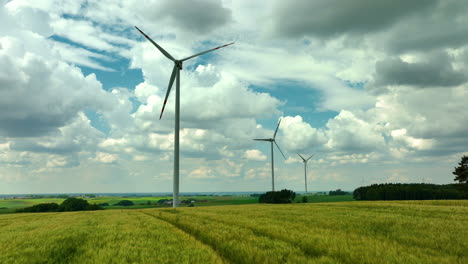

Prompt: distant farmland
[1,200,466,263]
[0,194,354,213]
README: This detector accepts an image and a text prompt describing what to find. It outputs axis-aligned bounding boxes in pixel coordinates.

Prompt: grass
[1,200,466,263]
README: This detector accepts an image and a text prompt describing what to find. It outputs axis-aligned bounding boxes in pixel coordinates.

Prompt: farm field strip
[142,209,333,262]
[153,208,419,262]
[228,209,449,259]
[140,210,319,263]
[141,201,467,264]
[0,201,466,264]
[0,210,223,264]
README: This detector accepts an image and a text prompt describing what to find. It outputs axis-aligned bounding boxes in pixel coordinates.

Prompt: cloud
[51,41,116,72]
[381,0,468,53]
[218,43,376,111]
[325,110,385,152]
[187,159,241,180]
[390,129,434,151]
[375,52,467,88]
[188,167,216,179]
[272,0,437,38]
[244,149,267,161]
[46,154,80,168]
[10,113,104,154]
[280,115,326,152]
[50,18,132,54]
[143,0,232,35]
[5,4,53,37]
[245,165,271,180]
[93,152,119,164]
[0,35,114,137]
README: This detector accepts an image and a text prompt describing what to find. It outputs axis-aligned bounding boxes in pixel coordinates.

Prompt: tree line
[328,189,350,196]
[353,183,466,200]
[16,198,102,213]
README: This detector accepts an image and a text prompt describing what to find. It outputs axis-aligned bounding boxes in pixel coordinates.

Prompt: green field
[0,194,354,213]
[0,198,66,213]
[1,200,466,263]
[0,195,261,213]
[296,194,355,203]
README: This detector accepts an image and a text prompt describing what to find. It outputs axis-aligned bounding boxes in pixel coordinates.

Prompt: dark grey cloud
[383,1,468,53]
[375,52,466,88]
[0,117,66,138]
[273,0,468,56]
[144,0,232,34]
[272,0,437,38]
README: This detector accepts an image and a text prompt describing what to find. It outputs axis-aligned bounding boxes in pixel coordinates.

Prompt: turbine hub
[175,60,183,70]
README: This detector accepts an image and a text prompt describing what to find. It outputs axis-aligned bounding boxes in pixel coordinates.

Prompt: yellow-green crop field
[1,200,467,263]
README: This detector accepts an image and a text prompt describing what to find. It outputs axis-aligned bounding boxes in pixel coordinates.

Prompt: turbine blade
[274,140,286,160]
[253,139,271,141]
[181,42,234,62]
[273,118,282,139]
[297,153,306,161]
[135,26,175,62]
[306,154,314,162]
[159,65,178,119]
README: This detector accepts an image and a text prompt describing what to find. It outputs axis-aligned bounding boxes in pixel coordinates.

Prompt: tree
[58,198,102,211]
[17,203,59,213]
[114,200,134,206]
[453,155,468,183]
[59,198,90,211]
[259,189,296,204]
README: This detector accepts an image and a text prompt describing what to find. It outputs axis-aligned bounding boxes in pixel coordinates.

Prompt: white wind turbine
[253,119,287,191]
[297,153,314,193]
[135,26,234,208]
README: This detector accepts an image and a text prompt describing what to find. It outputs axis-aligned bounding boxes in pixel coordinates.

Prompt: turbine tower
[253,119,286,191]
[135,26,234,208]
[297,153,313,193]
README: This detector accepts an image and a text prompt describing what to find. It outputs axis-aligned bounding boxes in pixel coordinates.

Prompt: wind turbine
[253,119,286,191]
[135,26,234,208]
[297,153,313,193]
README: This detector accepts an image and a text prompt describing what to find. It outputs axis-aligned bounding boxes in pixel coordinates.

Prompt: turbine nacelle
[175,61,183,70]
[135,26,234,119]
[298,153,314,163]
[253,118,286,159]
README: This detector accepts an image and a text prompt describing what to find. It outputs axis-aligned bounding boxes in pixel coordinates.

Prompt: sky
[1,0,467,194]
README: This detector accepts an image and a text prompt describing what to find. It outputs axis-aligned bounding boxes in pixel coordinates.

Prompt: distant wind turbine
[135,26,234,208]
[297,153,313,193]
[253,119,287,191]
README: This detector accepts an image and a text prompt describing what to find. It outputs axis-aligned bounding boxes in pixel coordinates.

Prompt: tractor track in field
[139,209,329,263]
[167,210,329,260]
[176,210,453,263]
[137,210,230,264]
